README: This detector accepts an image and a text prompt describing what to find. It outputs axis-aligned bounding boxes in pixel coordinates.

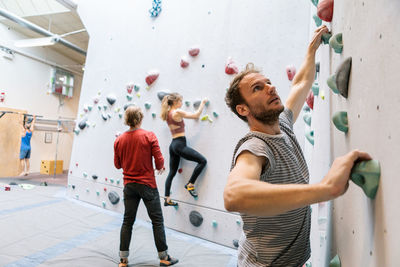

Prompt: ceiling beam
[0,7,86,56]
[55,0,77,11]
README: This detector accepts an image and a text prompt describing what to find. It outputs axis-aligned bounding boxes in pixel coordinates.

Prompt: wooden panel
[0,107,26,177]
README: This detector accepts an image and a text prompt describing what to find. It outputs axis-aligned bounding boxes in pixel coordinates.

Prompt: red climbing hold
[5,186,11,191]
[180,57,189,68]
[104,187,107,192]
[286,65,296,81]
[317,0,334,22]
[75,163,78,167]
[306,90,314,110]
[105,177,108,181]
[225,58,239,75]
[126,84,134,94]
[145,71,159,86]
[178,168,183,174]
[188,47,200,57]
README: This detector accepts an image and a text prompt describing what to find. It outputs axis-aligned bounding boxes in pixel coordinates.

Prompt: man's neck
[249,119,281,135]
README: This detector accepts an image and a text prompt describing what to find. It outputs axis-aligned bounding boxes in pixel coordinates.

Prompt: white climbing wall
[309,0,400,266]
[67,0,311,248]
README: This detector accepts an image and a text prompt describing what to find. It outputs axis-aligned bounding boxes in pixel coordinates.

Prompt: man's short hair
[124,106,144,127]
[225,63,260,122]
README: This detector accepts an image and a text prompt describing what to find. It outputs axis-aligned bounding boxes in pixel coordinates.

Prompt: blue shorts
[20,149,31,159]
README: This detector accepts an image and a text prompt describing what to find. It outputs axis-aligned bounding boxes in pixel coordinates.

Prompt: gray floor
[0,180,237,267]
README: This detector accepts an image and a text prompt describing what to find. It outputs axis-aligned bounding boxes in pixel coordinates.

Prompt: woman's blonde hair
[124,106,144,127]
[160,93,182,121]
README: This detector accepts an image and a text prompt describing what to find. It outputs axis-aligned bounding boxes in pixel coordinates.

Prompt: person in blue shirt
[19,115,35,176]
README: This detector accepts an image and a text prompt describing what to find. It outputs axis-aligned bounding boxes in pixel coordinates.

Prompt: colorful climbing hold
[134,85,140,92]
[313,14,322,27]
[193,100,201,109]
[119,112,123,118]
[212,220,218,228]
[106,94,117,105]
[116,179,120,185]
[185,101,190,107]
[188,47,200,57]
[311,0,319,7]
[317,0,334,22]
[110,178,114,183]
[200,115,213,123]
[93,97,99,104]
[96,191,100,196]
[180,57,189,68]
[102,201,106,208]
[145,70,159,86]
[157,91,170,101]
[73,129,80,135]
[327,74,339,94]
[115,131,122,138]
[311,82,319,96]
[305,129,314,145]
[286,65,296,81]
[83,172,88,177]
[329,255,341,267]
[321,33,332,44]
[149,0,162,17]
[92,174,98,180]
[212,111,219,118]
[320,89,325,100]
[232,239,239,248]
[126,83,134,94]
[306,90,314,110]
[189,211,203,227]
[108,191,120,205]
[126,94,133,101]
[303,105,311,112]
[78,119,87,130]
[336,57,352,98]
[225,57,239,75]
[303,113,312,126]
[332,111,348,133]
[144,102,151,110]
[351,160,380,199]
[329,33,343,53]
[236,219,241,225]
[136,92,141,98]
[103,105,107,110]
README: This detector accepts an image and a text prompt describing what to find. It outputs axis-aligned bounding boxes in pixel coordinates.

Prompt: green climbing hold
[126,94,133,101]
[313,14,322,27]
[83,172,88,177]
[322,33,332,44]
[212,220,218,227]
[329,254,341,267]
[329,33,343,54]
[305,129,314,145]
[351,160,380,199]
[311,82,319,96]
[303,105,311,112]
[311,0,319,7]
[303,113,312,126]
[110,178,114,183]
[102,201,106,208]
[332,111,348,133]
[185,101,190,107]
[96,191,100,196]
[236,219,241,225]
[327,74,340,94]
[74,129,80,135]
[116,179,120,184]
[119,112,123,118]
[144,103,151,110]
[152,112,156,118]
[213,111,219,118]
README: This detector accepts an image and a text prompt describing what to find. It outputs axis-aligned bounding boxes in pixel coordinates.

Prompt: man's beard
[249,103,284,125]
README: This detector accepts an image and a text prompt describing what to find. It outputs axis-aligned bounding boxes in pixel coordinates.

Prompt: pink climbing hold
[105,177,108,181]
[104,187,107,192]
[180,57,189,68]
[286,65,296,81]
[75,163,78,167]
[145,70,160,86]
[306,90,314,110]
[93,97,99,104]
[225,57,239,75]
[317,0,334,22]
[188,47,200,57]
[126,83,134,94]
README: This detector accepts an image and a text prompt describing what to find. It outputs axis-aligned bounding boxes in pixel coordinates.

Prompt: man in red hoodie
[114,106,178,267]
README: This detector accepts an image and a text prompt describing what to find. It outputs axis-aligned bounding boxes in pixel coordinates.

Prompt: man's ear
[236,104,249,117]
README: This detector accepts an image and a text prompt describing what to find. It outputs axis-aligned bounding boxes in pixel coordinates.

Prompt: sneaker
[164,199,178,206]
[184,184,198,198]
[160,255,179,266]
[118,258,128,267]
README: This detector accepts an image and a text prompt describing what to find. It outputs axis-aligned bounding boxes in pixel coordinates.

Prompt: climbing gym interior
[0,0,398,266]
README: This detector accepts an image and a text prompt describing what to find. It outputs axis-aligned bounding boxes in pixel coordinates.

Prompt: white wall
[306,0,400,266]
[68,0,311,248]
[0,23,83,173]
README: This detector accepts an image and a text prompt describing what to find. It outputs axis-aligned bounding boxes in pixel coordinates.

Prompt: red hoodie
[114,129,164,188]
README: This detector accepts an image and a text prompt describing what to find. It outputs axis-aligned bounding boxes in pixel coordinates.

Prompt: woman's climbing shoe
[118,258,128,267]
[164,199,178,206]
[185,184,198,198]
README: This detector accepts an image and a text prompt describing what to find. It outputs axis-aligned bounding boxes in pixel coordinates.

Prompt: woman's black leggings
[164,137,207,197]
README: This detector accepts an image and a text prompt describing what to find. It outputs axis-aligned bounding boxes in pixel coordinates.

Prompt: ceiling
[0,0,88,68]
